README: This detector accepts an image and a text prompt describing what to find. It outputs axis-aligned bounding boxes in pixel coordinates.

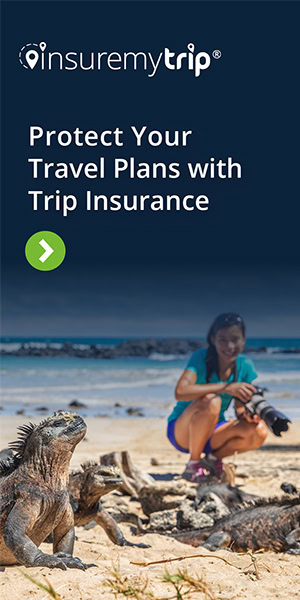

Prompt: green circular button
[25,231,66,271]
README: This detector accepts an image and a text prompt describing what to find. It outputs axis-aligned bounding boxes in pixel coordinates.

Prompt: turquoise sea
[1,338,300,421]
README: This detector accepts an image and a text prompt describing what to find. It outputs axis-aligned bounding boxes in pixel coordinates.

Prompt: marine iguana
[171,494,300,553]
[68,461,146,544]
[137,482,258,520]
[0,449,13,462]
[0,411,94,570]
[195,483,259,509]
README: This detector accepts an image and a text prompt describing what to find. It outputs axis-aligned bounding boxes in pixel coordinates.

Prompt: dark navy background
[1,1,300,336]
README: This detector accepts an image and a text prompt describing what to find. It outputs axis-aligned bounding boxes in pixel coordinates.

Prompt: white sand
[0,416,300,599]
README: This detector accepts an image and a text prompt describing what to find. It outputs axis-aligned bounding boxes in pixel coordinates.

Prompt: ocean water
[1,338,300,422]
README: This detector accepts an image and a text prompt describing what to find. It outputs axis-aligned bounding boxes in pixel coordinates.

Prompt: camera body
[243,386,291,437]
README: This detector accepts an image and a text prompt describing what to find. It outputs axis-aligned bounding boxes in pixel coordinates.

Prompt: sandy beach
[0,415,299,600]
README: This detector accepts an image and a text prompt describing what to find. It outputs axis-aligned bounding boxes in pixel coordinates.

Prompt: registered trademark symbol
[212,50,222,59]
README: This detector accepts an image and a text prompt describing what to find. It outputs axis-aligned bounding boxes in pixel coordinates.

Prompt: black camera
[238,386,291,437]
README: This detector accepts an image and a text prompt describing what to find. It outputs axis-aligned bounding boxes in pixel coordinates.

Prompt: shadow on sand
[149,472,180,481]
[258,444,300,452]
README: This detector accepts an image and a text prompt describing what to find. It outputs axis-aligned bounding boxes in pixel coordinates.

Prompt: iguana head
[8,411,87,465]
[80,462,122,498]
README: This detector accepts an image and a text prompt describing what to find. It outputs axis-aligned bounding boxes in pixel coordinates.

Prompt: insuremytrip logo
[19,42,222,78]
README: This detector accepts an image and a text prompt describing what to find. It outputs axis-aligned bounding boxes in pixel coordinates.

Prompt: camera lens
[246,392,291,437]
[260,406,290,436]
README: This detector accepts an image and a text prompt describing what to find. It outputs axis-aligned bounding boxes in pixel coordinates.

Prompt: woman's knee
[192,394,221,418]
[255,421,268,445]
[244,421,268,448]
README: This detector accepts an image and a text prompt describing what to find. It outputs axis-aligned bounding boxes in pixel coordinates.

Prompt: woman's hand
[242,412,261,423]
[224,381,257,402]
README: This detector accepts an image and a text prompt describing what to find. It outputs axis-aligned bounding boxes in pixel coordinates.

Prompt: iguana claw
[54,552,97,570]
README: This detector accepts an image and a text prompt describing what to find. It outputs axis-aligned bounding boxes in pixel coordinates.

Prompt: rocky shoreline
[1,338,300,359]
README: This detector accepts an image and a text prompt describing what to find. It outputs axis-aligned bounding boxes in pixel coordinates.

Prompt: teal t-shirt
[167,348,258,424]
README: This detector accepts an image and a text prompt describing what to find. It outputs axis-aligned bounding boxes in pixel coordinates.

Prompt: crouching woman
[167,313,268,483]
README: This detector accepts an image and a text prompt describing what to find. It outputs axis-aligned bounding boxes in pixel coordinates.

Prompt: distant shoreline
[1,338,300,359]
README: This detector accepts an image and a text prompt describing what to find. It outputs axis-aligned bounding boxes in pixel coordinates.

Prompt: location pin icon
[25,49,39,69]
[39,42,47,51]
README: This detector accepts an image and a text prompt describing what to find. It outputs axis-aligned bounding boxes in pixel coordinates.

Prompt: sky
[2,259,300,337]
[1,1,300,339]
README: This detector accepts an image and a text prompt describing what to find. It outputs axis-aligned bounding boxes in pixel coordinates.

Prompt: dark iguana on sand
[0,412,94,570]
[69,461,145,544]
[172,494,300,553]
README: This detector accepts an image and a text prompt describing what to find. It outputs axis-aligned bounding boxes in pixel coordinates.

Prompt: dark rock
[114,338,202,358]
[16,409,25,415]
[69,400,88,408]
[150,457,159,466]
[149,510,177,531]
[35,406,48,412]
[0,338,203,359]
[244,346,267,353]
[177,503,214,530]
[281,482,297,494]
[6,338,299,360]
[126,408,144,416]
[114,403,122,408]
[274,348,300,354]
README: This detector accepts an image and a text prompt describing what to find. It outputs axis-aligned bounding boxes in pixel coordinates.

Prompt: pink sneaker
[202,455,224,478]
[181,460,214,483]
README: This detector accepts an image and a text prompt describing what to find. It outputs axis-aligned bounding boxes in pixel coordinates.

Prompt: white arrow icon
[39,239,54,263]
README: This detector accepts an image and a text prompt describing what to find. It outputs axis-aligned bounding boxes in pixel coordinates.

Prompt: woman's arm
[175,369,227,401]
[175,371,258,403]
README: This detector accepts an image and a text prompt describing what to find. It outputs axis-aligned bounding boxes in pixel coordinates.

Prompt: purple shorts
[167,419,227,455]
